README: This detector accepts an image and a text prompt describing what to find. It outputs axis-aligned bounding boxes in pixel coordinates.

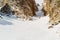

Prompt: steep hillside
[0,0,60,40]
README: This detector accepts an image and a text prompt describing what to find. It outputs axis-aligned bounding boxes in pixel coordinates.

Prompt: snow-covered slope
[0,0,60,40]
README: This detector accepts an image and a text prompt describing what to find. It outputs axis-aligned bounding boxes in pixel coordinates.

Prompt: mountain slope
[0,0,60,40]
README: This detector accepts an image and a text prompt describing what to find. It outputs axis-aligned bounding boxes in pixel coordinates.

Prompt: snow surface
[0,0,60,40]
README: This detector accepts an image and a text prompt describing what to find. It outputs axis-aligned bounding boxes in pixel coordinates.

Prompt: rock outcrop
[0,0,38,20]
[42,0,60,26]
[1,3,12,16]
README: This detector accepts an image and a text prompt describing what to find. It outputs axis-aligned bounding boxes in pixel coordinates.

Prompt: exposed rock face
[0,0,4,7]
[0,0,9,7]
[42,0,52,16]
[1,3,12,16]
[0,0,38,20]
[42,0,60,26]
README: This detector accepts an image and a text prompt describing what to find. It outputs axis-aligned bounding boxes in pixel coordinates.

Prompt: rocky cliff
[42,0,60,26]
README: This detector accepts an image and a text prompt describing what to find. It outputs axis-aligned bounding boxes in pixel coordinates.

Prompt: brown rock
[43,0,60,26]
[0,0,38,20]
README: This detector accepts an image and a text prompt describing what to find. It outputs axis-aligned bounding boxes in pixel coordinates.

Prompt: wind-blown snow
[0,0,60,40]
